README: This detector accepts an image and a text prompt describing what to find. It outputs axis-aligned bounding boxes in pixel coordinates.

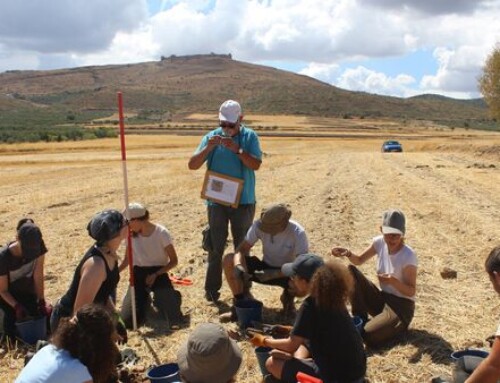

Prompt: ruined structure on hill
[160,53,232,62]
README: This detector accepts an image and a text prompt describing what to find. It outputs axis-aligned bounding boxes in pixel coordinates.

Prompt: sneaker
[220,309,237,323]
[204,291,220,303]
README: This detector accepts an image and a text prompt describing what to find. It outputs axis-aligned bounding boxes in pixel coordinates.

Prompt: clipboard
[201,170,244,208]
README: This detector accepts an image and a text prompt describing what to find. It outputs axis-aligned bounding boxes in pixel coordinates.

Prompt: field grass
[1,117,500,382]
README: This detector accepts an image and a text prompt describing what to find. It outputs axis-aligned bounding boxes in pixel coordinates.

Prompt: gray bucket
[15,316,47,345]
[234,299,263,329]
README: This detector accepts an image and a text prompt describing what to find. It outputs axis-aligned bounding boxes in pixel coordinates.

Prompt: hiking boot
[280,290,296,316]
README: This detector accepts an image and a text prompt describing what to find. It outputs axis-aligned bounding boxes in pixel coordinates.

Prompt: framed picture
[201,171,244,208]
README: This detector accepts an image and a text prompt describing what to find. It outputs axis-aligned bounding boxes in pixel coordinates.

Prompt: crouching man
[221,203,309,321]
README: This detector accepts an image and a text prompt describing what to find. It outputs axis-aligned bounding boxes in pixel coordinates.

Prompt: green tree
[478,44,500,121]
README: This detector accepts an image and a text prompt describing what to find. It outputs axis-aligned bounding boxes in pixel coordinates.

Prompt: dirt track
[1,131,500,382]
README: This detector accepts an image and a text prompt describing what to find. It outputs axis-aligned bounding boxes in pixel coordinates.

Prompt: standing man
[188,100,262,302]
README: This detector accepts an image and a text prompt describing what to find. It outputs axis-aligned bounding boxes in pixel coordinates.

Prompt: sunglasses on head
[220,121,238,129]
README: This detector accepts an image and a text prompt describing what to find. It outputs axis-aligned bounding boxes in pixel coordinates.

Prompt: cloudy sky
[1,0,499,99]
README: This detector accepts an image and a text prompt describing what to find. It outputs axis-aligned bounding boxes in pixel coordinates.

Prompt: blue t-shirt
[196,125,262,204]
[16,344,92,383]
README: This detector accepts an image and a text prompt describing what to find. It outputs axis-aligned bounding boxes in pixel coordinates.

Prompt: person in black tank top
[50,210,128,338]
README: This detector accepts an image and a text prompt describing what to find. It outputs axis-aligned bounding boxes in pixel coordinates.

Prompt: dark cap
[381,209,406,236]
[258,203,292,235]
[18,222,43,259]
[87,210,126,245]
[281,253,324,282]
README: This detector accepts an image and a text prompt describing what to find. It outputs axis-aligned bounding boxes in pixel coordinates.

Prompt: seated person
[50,209,128,346]
[250,257,366,383]
[177,322,242,383]
[463,245,500,383]
[119,202,184,329]
[222,203,309,320]
[16,303,119,383]
[331,209,417,347]
[0,219,50,338]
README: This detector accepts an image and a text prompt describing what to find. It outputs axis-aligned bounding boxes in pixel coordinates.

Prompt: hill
[0,54,491,123]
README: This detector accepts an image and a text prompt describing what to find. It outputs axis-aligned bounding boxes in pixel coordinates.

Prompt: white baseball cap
[218,100,241,123]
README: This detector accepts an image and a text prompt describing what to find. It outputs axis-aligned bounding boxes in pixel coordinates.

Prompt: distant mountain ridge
[0,54,489,122]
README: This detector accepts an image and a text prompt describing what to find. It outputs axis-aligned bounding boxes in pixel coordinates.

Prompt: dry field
[1,119,500,382]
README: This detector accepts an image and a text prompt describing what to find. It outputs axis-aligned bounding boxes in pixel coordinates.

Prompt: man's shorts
[245,255,289,289]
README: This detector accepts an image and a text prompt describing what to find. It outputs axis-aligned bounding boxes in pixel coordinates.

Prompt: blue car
[381,140,403,152]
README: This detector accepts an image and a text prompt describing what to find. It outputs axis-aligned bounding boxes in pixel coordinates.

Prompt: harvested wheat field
[1,123,500,382]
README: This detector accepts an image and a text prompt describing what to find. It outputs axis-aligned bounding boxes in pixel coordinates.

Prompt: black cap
[87,210,125,245]
[18,223,43,260]
[281,253,325,282]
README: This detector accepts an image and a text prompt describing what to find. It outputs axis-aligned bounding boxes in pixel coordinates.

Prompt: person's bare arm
[331,243,377,265]
[188,136,220,170]
[378,264,417,297]
[220,137,261,170]
[238,151,261,170]
[234,241,253,267]
[145,244,179,287]
[118,247,129,273]
[262,334,305,354]
[33,254,45,300]
[466,336,500,383]
[0,274,16,308]
[72,257,106,314]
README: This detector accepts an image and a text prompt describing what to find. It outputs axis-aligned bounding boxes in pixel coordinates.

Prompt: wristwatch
[238,148,244,155]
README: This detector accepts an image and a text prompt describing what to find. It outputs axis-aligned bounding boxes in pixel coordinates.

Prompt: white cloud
[0,0,499,98]
[420,46,485,98]
[335,66,417,97]
[0,0,148,53]
[299,63,340,84]
[76,26,159,67]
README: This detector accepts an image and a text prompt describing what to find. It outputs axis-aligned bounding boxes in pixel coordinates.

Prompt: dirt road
[1,132,499,382]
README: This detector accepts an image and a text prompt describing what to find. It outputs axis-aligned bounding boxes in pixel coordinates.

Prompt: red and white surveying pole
[117,91,137,330]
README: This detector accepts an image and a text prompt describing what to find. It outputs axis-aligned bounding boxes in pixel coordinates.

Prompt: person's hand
[37,299,52,317]
[271,325,293,339]
[207,135,222,151]
[14,303,28,321]
[331,247,351,258]
[145,273,158,288]
[249,332,268,347]
[220,137,238,152]
[377,273,394,285]
[115,314,128,344]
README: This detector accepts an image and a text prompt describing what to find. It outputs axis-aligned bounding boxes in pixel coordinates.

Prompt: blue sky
[0,0,499,99]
